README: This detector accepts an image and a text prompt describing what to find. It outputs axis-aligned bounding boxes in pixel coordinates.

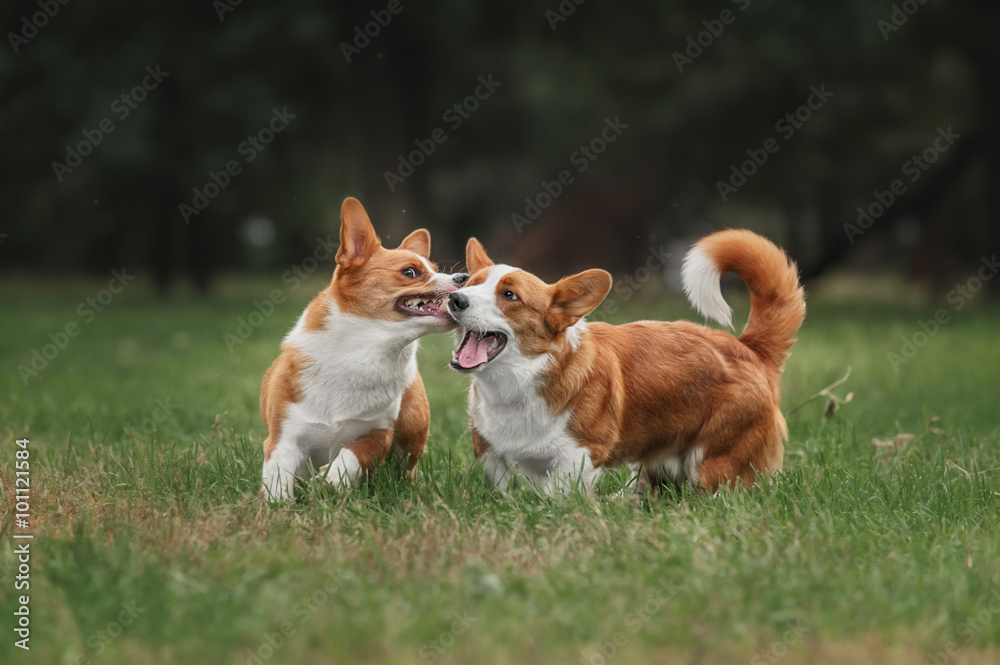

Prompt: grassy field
[1,274,999,665]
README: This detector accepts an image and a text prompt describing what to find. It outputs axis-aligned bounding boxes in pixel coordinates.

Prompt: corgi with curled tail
[446,230,805,494]
[260,197,468,502]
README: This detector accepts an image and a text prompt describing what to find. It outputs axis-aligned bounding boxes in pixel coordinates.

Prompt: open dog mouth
[451,330,507,370]
[396,293,452,318]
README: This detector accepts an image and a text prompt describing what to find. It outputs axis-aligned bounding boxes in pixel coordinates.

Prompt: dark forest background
[2,0,997,292]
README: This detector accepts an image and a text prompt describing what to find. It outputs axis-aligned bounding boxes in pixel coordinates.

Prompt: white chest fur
[285,303,419,455]
[469,357,598,490]
[261,295,430,501]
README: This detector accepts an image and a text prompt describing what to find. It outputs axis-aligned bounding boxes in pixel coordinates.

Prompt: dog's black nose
[449,292,469,311]
[453,273,470,286]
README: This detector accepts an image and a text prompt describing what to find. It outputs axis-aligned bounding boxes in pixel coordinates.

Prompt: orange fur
[260,198,458,499]
[261,345,306,462]
[330,222,444,320]
[394,376,431,478]
[471,423,491,459]
[462,231,805,492]
[698,229,806,372]
[341,428,394,473]
[302,295,330,332]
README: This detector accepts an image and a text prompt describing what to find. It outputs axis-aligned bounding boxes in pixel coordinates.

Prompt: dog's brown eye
[401,267,418,278]
[501,290,519,301]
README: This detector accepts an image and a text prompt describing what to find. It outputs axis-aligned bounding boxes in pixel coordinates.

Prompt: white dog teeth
[402,296,446,313]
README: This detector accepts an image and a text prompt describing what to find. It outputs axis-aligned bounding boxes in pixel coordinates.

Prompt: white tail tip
[681,245,733,329]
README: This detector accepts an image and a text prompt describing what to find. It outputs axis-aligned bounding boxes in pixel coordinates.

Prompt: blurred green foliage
[1,0,997,290]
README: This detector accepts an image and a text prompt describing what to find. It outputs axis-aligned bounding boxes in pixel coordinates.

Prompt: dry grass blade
[785,366,853,418]
[945,459,973,485]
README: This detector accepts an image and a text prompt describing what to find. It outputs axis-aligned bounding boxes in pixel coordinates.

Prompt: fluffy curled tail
[680,229,806,371]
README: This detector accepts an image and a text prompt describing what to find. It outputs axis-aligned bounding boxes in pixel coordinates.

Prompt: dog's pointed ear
[337,197,381,267]
[398,229,431,259]
[547,269,613,333]
[466,238,495,274]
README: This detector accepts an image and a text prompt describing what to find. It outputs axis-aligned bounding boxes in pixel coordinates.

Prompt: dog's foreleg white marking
[321,448,362,489]
[261,436,310,502]
[681,245,733,329]
[650,446,704,488]
[481,451,513,492]
[543,447,601,496]
[624,462,644,495]
[659,453,683,482]
[684,446,704,487]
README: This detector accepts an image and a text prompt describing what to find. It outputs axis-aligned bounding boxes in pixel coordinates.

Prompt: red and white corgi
[446,230,805,494]
[260,197,468,501]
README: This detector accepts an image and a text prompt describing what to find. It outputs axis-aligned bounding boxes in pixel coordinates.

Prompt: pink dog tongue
[457,332,490,368]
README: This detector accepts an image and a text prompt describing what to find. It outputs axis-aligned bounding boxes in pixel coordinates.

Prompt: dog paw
[319,450,362,488]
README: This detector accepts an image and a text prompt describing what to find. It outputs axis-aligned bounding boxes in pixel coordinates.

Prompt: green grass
[1,275,999,665]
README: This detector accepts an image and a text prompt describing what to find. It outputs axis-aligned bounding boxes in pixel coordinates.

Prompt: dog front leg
[261,434,310,503]
[320,427,394,489]
[392,375,430,480]
[480,451,514,492]
[472,426,513,492]
[544,448,601,496]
